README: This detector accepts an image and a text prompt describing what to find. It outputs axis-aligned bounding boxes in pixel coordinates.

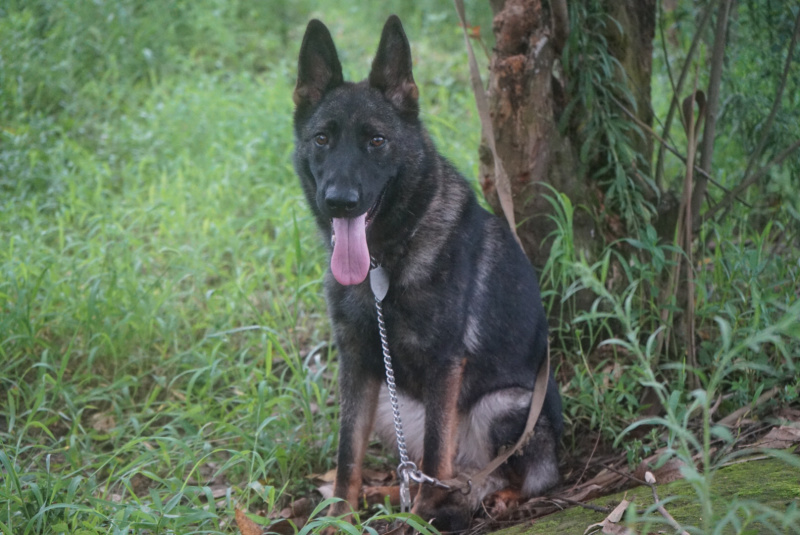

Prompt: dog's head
[292,16,422,286]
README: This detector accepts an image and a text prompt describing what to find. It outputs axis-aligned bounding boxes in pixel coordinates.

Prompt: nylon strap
[453,0,521,248]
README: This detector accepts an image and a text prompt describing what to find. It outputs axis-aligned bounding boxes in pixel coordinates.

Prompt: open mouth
[331,187,385,244]
[329,187,387,286]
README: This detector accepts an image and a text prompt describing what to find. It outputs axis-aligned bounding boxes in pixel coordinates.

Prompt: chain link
[374,291,417,512]
[370,263,450,513]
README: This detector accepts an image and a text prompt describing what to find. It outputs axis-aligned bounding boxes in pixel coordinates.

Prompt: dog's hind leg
[454,387,560,506]
[479,388,561,498]
[495,412,560,497]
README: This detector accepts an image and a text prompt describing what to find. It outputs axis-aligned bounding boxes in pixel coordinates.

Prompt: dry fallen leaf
[308,468,337,483]
[565,483,604,503]
[606,499,629,523]
[267,518,305,535]
[90,413,116,433]
[210,485,228,499]
[602,523,635,535]
[361,468,393,485]
[235,508,262,535]
[278,497,314,519]
[363,485,405,507]
[317,482,334,500]
[584,499,635,535]
[775,407,800,422]
[749,426,800,450]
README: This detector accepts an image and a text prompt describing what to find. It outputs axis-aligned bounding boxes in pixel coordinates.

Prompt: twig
[647,475,690,535]
[718,455,770,468]
[707,393,725,418]
[549,497,616,515]
[654,0,716,190]
[702,138,800,223]
[682,83,700,389]
[700,9,800,226]
[573,432,603,489]
[691,0,733,220]
[609,93,747,204]
[658,4,679,107]
[601,463,650,487]
[718,386,780,427]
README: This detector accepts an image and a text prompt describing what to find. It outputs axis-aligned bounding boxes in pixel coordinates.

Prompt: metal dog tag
[370,265,389,302]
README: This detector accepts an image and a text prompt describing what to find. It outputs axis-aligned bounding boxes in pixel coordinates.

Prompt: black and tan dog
[292,15,563,532]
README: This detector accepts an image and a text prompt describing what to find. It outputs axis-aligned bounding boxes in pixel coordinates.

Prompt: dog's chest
[352,289,461,389]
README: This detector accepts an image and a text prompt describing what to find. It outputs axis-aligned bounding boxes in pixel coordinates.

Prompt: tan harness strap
[453,0,521,249]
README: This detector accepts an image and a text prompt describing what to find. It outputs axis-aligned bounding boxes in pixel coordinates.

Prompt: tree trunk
[481,0,656,270]
[481,0,588,270]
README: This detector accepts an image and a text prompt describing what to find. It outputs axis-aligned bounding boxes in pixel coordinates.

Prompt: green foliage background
[1,1,798,534]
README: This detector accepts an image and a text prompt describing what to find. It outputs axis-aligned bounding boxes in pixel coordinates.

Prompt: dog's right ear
[293,20,343,108]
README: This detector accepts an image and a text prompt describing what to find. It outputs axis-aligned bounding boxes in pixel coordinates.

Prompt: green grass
[0,1,487,533]
[1,1,799,534]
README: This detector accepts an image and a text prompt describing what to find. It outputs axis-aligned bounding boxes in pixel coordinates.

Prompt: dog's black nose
[324,186,359,217]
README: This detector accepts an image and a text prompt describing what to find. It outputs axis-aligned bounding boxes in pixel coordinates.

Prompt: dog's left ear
[369,15,419,116]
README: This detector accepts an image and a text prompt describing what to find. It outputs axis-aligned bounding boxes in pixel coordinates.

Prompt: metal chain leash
[369,262,450,513]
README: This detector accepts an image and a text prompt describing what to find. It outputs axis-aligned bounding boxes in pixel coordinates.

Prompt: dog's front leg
[329,367,380,519]
[412,360,471,531]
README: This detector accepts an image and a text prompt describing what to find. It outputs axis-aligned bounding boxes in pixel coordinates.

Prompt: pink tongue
[331,215,370,285]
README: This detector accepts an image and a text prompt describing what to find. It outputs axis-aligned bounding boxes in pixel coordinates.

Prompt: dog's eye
[370,136,386,148]
[314,134,329,146]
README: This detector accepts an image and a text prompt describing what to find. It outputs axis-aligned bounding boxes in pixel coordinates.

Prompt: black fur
[293,15,563,532]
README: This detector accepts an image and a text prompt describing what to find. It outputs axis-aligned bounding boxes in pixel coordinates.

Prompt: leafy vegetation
[1,1,798,534]
[543,1,800,532]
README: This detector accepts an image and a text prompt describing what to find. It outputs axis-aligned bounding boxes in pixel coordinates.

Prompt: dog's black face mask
[293,17,420,286]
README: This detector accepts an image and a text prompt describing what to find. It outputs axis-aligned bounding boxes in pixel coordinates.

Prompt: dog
[292,15,563,532]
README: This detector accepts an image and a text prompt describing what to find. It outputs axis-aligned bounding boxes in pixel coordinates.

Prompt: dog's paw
[483,487,522,518]
[411,487,472,533]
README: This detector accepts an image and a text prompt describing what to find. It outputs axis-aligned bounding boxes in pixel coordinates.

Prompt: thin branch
[658,3,679,102]
[682,84,700,388]
[698,7,800,228]
[654,0,716,190]
[702,138,800,223]
[610,93,748,205]
[573,432,602,489]
[601,463,650,487]
[691,0,733,220]
[648,477,690,535]
[742,7,800,180]
[717,386,780,427]
[549,498,616,515]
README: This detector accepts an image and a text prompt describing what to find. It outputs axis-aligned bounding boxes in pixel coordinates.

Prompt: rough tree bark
[480,0,656,270]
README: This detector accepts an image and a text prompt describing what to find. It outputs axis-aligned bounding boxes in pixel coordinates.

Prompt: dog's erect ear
[294,20,343,108]
[369,15,419,116]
